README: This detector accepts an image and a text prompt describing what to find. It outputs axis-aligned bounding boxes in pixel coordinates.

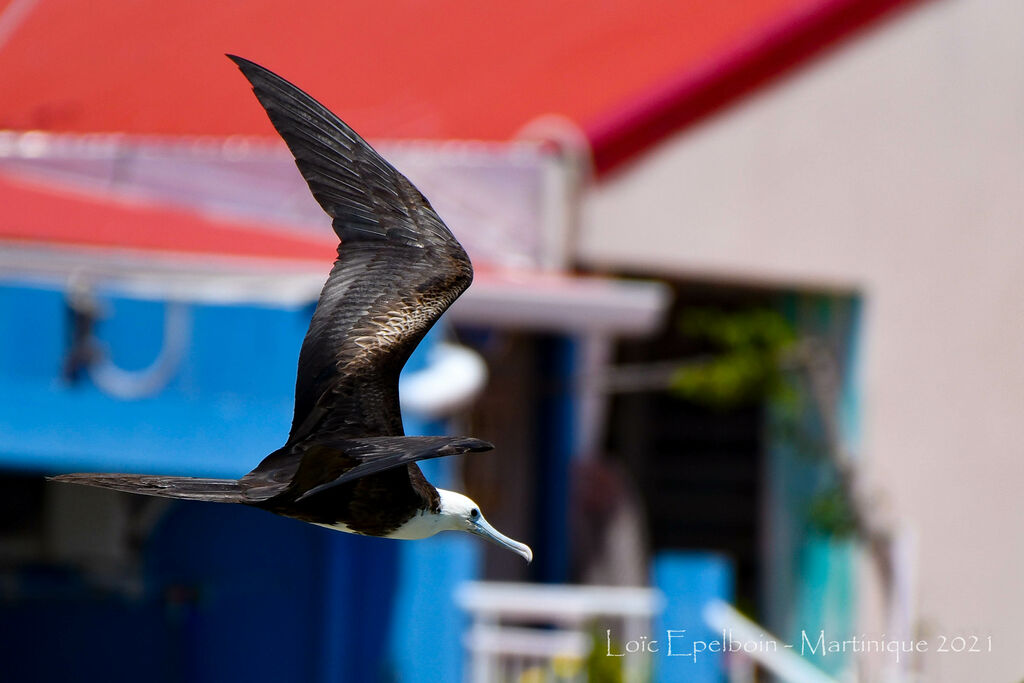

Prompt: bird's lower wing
[291,436,493,502]
[49,473,247,503]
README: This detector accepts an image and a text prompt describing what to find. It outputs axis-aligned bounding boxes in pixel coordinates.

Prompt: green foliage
[808,485,858,537]
[670,308,797,408]
[585,627,624,683]
[669,305,858,540]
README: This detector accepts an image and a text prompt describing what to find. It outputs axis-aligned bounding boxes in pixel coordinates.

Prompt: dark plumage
[49,56,531,560]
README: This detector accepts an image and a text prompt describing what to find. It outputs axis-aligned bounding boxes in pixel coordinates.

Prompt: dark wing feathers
[290,436,493,502]
[227,55,452,249]
[229,55,474,446]
[48,474,245,502]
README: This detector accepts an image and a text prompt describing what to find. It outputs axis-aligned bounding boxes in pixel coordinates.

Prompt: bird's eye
[470,508,480,519]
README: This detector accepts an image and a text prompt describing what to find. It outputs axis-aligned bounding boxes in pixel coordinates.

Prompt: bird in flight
[50,55,532,563]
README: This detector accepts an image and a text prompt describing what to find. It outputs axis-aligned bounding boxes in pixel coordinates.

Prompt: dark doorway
[607,282,779,612]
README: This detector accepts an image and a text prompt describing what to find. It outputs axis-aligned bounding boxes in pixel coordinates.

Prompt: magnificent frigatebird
[50,55,532,563]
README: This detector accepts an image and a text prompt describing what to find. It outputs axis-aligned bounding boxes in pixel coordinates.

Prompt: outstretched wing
[49,473,245,502]
[229,56,474,444]
[287,436,493,502]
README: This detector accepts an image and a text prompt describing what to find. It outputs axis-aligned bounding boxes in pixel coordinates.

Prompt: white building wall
[579,0,1024,680]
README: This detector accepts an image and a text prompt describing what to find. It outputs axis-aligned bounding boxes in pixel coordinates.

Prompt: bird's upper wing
[229,56,474,445]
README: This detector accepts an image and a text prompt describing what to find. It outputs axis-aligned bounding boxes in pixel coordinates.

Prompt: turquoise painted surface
[766,293,861,674]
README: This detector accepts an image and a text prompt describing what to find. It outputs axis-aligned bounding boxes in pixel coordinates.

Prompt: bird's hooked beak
[470,514,533,563]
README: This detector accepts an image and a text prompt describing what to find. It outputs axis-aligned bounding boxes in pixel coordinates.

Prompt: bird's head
[437,489,532,563]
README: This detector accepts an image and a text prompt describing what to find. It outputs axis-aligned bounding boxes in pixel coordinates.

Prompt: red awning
[0,0,920,174]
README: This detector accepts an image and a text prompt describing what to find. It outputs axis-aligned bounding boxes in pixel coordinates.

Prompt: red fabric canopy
[0,0,919,174]
[0,0,921,260]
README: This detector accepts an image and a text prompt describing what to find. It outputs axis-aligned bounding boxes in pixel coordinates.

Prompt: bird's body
[50,56,532,562]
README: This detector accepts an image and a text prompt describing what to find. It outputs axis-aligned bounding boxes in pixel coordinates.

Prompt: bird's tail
[49,473,246,503]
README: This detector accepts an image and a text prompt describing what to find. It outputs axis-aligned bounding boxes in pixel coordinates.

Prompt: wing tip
[225,53,252,68]
[226,54,270,85]
[440,438,494,455]
[463,438,494,453]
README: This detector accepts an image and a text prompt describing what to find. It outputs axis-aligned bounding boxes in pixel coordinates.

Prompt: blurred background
[0,1,1021,681]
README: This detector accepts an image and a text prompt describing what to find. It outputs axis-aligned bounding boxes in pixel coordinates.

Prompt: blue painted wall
[0,281,477,683]
[652,552,734,683]
[0,282,300,477]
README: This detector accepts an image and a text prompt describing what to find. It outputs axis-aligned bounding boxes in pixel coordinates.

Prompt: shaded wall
[580,0,1024,678]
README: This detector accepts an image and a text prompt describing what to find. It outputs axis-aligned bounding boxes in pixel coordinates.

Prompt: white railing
[456,581,664,683]
[702,600,840,683]
[456,582,850,683]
